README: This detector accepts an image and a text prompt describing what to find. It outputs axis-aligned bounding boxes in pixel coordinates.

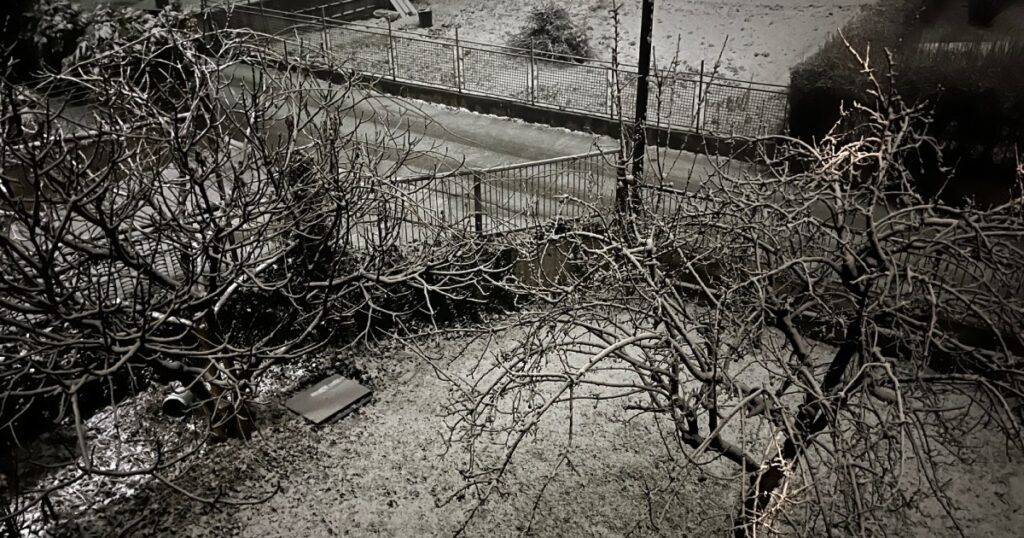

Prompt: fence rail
[207,5,789,138]
[384,153,1021,302]
[372,149,618,249]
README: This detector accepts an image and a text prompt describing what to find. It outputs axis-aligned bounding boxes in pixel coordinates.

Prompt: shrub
[968,0,1003,26]
[788,0,1024,204]
[64,6,202,112]
[788,0,924,140]
[27,0,86,72]
[508,3,590,61]
[0,0,86,81]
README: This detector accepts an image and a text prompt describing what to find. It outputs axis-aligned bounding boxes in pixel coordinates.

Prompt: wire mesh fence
[325,24,391,73]
[533,58,609,114]
[211,5,790,138]
[459,46,530,100]
[392,35,457,88]
[700,81,789,137]
[618,72,701,131]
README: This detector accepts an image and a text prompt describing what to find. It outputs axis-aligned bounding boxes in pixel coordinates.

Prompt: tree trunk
[167,322,256,441]
[733,320,862,536]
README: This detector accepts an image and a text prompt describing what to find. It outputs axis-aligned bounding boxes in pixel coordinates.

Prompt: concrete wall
[204,1,387,32]
[306,67,777,163]
[509,236,607,288]
[253,0,387,21]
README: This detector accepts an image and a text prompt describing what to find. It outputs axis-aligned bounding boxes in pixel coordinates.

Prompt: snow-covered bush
[508,3,591,61]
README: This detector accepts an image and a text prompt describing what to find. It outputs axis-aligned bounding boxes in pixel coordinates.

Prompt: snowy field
[401,0,878,84]
[78,0,878,84]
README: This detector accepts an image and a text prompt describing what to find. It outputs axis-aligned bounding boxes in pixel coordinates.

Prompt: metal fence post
[529,39,537,105]
[606,67,615,118]
[697,60,705,134]
[387,20,397,80]
[321,7,329,57]
[454,27,463,92]
[473,174,483,235]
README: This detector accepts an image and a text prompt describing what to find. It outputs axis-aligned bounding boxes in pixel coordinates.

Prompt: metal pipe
[162,384,197,417]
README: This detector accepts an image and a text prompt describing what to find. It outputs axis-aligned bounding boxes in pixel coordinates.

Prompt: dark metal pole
[630,0,655,184]
[473,174,484,235]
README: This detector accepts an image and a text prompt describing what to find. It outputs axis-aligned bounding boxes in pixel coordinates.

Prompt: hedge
[788,0,1023,204]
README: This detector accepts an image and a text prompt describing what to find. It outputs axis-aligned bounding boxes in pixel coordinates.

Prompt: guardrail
[205,5,789,138]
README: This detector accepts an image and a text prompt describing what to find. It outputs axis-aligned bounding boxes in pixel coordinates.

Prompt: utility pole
[629,0,655,205]
[616,0,655,222]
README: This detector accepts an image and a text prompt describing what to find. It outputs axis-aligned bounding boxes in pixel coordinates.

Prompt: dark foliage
[968,0,1005,26]
[508,3,591,61]
[67,6,202,112]
[787,0,922,140]
[0,0,86,82]
[788,0,1024,204]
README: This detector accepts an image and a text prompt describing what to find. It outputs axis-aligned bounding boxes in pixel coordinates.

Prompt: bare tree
[1,10,501,531]
[437,50,1024,536]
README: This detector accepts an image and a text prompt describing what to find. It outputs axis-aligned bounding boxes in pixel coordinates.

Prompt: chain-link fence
[209,6,790,137]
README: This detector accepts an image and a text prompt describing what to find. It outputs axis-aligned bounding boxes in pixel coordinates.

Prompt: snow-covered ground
[403,0,878,84]
[14,2,1024,536]
[14,323,738,536]
[75,1,878,84]
[12,315,1024,537]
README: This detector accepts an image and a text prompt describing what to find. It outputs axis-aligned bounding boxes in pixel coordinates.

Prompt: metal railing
[360,148,619,251]
[207,5,790,138]
[381,153,1022,301]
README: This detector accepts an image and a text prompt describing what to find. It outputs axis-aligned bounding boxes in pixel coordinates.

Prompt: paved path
[220,63,737,189]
